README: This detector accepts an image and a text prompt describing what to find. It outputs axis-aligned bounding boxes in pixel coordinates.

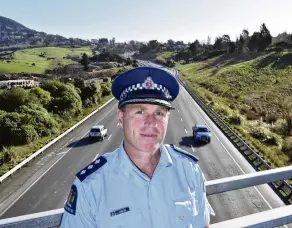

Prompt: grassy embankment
[177,51,292,169]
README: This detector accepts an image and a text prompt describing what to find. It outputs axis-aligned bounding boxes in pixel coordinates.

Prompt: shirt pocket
[173,195,198,228]
[105,207,142,228]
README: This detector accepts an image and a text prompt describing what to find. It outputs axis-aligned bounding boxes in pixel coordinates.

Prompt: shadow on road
[67,136,99,148]
[178,136,208,148]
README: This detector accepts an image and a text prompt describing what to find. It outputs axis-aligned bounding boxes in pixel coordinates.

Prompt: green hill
[0,47,92,73]
[178,51,292,168]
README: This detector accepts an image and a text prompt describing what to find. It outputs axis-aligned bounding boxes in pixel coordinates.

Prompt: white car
[88,125,108,141]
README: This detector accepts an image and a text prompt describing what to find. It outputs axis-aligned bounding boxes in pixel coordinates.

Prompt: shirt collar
[117,141,173,178]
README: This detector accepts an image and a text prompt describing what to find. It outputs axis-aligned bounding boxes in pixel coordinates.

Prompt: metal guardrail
[0,166,291,227]
[175,69,292,205]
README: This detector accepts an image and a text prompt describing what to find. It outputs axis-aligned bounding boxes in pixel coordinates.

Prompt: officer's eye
[155,111,166,117]
[136,110,144,114]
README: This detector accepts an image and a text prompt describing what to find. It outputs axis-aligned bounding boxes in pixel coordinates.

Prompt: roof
[195,124,208,128]
[90,125,104,129]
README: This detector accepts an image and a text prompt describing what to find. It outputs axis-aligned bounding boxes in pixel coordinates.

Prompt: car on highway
[88,125,108,141]
[192,124,211,143]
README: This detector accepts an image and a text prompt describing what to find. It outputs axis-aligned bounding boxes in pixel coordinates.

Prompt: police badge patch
[64,184,78,215]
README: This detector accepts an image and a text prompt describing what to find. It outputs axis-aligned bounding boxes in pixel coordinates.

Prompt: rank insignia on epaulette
[76,156,107,182]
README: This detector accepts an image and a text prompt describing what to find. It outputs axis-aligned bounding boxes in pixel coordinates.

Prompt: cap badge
[143,77,154,89]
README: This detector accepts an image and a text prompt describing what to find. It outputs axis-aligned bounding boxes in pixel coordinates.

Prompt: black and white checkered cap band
[120,82,172,100]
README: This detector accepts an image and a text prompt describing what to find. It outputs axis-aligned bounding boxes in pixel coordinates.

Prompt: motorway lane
[1,101,123,218]
[0,64,290,226]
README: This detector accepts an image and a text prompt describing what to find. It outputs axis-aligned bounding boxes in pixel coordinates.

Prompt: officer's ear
[117,107,124,129]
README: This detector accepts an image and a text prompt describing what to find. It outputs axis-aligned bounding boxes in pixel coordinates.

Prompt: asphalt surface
[0,64,290,227]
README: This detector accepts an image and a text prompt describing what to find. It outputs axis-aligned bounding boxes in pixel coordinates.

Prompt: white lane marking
[108,134,112,140]
[178,110,180,113]
[58,152,66,155]
[0,104,117,217]
[185,129,188,134]
[181,86,274,210]
[191,145,195,153]
[181,118,183,121]
[92,153,100,162]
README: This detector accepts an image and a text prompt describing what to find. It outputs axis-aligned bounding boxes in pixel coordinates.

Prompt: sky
[1,0,292,44]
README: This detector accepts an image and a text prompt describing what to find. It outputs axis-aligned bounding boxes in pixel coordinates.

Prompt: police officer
[61,66,215,228]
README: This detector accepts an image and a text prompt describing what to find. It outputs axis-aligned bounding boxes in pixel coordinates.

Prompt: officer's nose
[144,114,157,127]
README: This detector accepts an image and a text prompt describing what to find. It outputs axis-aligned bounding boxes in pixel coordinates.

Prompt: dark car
[193,124,211,143]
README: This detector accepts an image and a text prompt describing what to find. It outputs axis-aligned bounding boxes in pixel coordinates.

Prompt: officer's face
[118,103,170,153]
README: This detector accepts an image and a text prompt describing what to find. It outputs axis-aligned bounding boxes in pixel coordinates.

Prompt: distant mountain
[0,16,30,32]
[0,16,91,49]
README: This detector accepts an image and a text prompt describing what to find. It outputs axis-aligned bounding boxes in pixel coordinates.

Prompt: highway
[0,64,289,227]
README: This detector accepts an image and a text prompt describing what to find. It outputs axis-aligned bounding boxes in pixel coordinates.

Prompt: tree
[228,42,236,53]
[139,44,150,54]
[222,35,231,43]
[249,32,262,51]
[0,87,30,112]
[110,37,116,46]
[18,103,59,137]
[29,87,51,108]
[207,35,211,45]
[98,38,109,44]
[73,78,85,91]
[148,40,160,50]
[167,39,174,48]
[259,23,272,50]
[101,82,111,96]
[82,82,102,107]
[213,37,223,50]
[80,53,89,70]
[42,80,82,116]
[0,112,38,146]
[189,40,201,54]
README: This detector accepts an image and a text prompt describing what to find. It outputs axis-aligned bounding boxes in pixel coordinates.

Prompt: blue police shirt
[61,143,215,228]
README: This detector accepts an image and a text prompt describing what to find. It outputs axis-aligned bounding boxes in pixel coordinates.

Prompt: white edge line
[191,145,195,153]
[92,153,100,162]
[181,118,183,121]
[185,129,188,134]
[181,85,274,210]
[0,98,115,184]
[108,134,112,140]
[0,103,116,216]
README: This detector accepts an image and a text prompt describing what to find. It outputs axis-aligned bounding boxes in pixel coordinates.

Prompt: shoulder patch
[169,144,199,163]
[76,156,107,182]
[64,184,78,215]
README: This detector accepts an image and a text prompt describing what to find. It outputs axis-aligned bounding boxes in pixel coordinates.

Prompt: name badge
[110,207,130,217]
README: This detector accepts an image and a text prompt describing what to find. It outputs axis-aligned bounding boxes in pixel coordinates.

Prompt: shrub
[264,113,278,124]
[270,119,287,135]
[101,82,111,96]
[249,126,268,140]
[18,103,59,137]
[246,110,259,120]
[228,115,241,125]
[12,124,38,145]
[282,137,292,159]
[262,134,281,146]
[206,94,212,101]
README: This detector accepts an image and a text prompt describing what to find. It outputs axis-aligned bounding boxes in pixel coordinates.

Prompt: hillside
[0,16,90,48]
[0,47,92,74]
[178,51,292,168]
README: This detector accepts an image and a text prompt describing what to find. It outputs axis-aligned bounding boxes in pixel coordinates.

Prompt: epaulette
[168,144,199,163]
[76,156,107,182]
